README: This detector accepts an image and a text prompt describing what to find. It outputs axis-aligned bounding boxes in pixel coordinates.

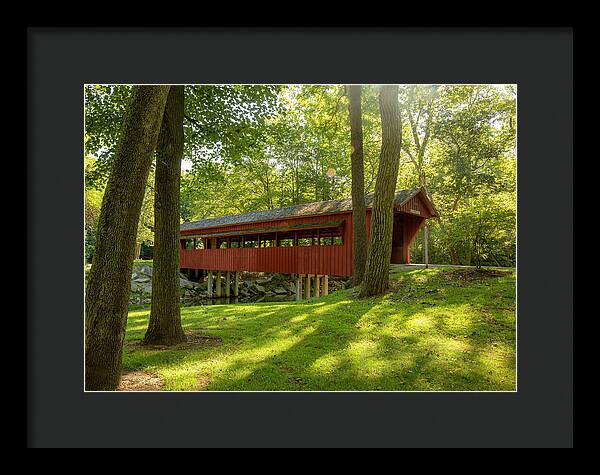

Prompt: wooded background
[85,84,516,268]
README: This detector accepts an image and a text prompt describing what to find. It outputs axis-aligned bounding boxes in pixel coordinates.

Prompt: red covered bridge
[180,188,437,298]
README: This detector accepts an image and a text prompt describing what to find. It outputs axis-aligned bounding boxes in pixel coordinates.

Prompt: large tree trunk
[143,86,187,346]
[360,85,402,297]
[348,85,367,286]
[85,86,171,391]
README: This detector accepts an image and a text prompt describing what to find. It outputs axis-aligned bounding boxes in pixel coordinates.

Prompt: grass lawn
[123,266,516,391]
[133,259,153,267]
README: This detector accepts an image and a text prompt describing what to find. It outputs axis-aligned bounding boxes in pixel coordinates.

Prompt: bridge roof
[181,188,434,232]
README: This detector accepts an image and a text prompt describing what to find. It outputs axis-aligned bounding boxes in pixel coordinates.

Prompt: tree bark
[422,218,429,266]
[85,86,171,390]
[143,86,187,346]
[134,242,142,260]
[348,85,367,286]
[360,85,402,297]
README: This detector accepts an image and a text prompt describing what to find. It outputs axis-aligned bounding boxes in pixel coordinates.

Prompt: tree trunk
[143,86,187,346]
[134,242,142,260]
[423,223,429,268]
[348,85,367,286]
[360,85,402,297]
[85,86,171,390]
[450,248,460,265]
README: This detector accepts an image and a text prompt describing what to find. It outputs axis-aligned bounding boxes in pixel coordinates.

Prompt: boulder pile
[130,264,350,305]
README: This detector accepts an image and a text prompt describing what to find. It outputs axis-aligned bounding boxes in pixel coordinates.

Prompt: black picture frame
[27,27,573,448]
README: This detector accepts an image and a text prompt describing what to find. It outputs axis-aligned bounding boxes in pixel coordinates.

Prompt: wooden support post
[207,271,214,297]
[423,223,429,269]
[225,271,231,297]
[314,275,321,298]
[296,274,303,301]
[323,275,329,296]
[305,274,312,299]
[216,271,222,297]
[234,271,240,297]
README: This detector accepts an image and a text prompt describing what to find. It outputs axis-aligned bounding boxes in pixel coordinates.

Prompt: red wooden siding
[396,193,433,218]
[181,212,354,276]
[181,244,353,276]
[401,214,426,263]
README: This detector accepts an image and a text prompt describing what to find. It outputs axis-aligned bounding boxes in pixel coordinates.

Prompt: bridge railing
[180,245,352,276]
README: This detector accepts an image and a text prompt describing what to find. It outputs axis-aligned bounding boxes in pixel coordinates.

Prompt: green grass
[133,259,153,267]
[123,267,516,391]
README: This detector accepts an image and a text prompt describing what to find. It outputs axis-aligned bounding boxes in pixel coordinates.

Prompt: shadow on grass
[122,268,516,391]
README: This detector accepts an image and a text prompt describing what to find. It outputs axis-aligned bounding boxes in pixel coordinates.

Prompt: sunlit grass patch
[122,267,516,391]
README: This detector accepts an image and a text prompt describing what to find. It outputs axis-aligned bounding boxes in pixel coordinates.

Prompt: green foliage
[85,156,155,260]
[84,156,105,262]
[430,85,516,199]
[413,193,516,267]
[85,229,96,263]
[179,85,384,220]
[85,84,517,265]
[398,84,516,266]
[85,84,282,188]
[183,85,282,169]
[84,85,133,187]
[136,169,155,246]
[85,84,283,223]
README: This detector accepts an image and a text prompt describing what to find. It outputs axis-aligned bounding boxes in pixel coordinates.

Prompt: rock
[131,282,142,291]
[139,265,153,276]
[179,278,196,289]
[271,294,290,301]
[131,281,152,294]
[133,275,151,283]
[252,283,265,293]
[283,281,296,294]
